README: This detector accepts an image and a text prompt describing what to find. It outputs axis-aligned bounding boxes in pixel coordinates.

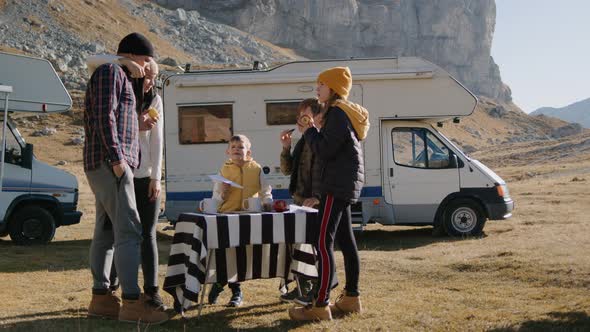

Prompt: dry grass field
[1,111,589,331]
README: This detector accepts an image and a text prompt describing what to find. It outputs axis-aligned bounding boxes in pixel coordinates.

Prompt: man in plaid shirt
[84,33,168,324]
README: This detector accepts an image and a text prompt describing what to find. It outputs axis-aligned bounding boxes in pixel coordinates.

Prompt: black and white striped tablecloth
[163,212,318,310]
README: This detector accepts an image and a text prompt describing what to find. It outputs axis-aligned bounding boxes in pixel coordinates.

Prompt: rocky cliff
[154,0,511,102]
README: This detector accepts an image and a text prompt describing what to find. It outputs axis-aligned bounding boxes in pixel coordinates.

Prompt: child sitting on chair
[209,134,272,307]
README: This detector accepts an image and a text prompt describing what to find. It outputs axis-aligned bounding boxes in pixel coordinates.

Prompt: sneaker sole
[293,299,312,306]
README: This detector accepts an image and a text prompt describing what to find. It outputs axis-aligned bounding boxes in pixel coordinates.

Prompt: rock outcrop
[154,0,511,102]
[551,123,583,138]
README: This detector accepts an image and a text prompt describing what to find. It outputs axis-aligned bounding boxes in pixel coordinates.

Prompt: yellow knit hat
[317,66,352,99]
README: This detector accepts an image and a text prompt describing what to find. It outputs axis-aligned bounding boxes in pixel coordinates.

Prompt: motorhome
[162,57,514,236]
[0,52,82,244]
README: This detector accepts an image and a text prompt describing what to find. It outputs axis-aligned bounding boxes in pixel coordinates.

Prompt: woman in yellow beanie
[288,67,369,321]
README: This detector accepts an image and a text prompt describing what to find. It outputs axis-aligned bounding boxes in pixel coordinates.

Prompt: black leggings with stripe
[314,194,360,306]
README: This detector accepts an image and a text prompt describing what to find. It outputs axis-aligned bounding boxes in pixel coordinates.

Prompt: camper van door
[0,119,31,221]
[382,121,460,224]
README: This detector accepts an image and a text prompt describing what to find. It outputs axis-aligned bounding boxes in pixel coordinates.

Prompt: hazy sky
[492,0,589,113]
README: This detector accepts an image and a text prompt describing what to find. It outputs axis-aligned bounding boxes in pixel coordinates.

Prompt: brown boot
[119,294,169,324]
[288,304,332,321]
[88,291,121,319]
[329,292,363,317]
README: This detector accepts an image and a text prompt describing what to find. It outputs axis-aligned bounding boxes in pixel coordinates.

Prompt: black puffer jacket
[303,106,365,203]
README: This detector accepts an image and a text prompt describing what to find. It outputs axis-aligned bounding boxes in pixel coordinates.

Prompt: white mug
[199,198,218,214]
[242,197,262,212]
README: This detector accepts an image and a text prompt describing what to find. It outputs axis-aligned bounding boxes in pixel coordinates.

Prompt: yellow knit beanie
[317,66,352,99]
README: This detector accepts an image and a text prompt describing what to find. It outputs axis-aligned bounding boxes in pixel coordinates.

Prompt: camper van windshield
[436,129,471,160]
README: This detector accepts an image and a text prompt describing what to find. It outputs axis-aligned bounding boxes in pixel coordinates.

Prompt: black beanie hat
[117,32,154,57]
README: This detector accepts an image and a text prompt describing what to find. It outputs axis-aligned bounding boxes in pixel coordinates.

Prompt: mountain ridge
[531,97,590,128]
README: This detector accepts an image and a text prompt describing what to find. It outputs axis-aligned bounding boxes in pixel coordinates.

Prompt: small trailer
[0,52,82,244]
[161,57,513,236]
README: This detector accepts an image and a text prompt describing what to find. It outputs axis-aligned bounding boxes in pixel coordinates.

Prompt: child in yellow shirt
[209,134,272,307]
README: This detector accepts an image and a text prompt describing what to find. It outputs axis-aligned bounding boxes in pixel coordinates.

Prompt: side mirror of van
[449,153,460,168]
[22,143,33,169]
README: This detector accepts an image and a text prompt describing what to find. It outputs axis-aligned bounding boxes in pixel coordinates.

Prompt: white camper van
[0,52,82,244]
[162,57,514,236]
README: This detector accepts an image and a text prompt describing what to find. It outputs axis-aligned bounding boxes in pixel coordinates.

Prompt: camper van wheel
[443,199,485,237]
[8,206,56,245]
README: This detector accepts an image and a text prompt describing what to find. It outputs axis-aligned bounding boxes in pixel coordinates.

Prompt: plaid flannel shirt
[83,63,139,171]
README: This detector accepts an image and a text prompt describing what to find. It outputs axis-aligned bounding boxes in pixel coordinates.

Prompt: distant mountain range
[531,98,590,128]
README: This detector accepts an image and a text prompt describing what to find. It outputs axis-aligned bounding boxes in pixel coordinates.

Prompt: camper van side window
[266,101,301,125]
[392,128,427,168]
[391,128,451,169]
[178,104,233,144]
